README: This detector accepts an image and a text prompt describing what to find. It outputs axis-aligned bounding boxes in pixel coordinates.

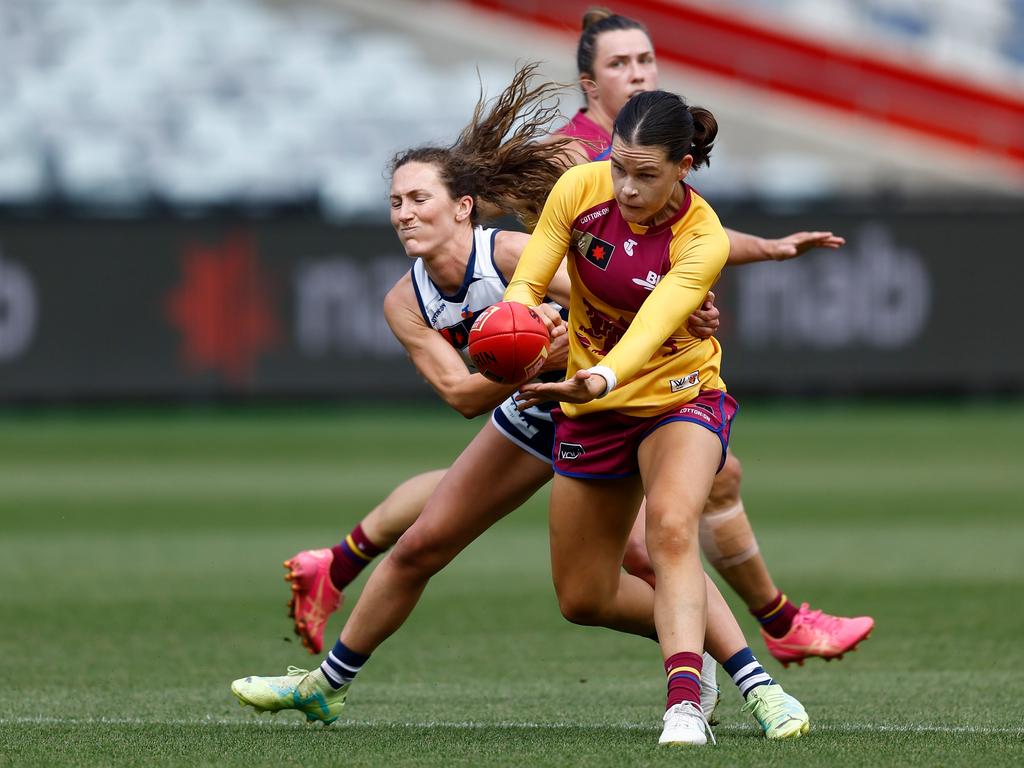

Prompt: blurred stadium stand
[1,0,1022,217]
[0,0,510,215]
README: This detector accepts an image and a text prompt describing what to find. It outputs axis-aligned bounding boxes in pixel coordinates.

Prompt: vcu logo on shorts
[571,229,615,271]
[558,442,585,461]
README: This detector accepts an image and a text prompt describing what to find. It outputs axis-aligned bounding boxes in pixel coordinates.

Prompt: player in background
[504,89,806,745]
[285,7,872,670]
[232,67,808,741]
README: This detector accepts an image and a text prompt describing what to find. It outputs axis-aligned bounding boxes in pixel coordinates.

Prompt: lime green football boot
[741,683,810,739]
[231,666,348,724]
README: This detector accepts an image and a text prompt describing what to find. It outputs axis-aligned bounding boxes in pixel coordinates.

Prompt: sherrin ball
[468,301,550,385]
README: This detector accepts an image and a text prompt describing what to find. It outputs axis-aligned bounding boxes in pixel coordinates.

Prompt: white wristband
[584,365,617,398]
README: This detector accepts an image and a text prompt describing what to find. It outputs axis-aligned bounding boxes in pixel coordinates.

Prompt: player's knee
[552,572,616,626]
[705,453,742,512]
[388,525,453,579]
[555,589,607,626]
[645,507,700,561]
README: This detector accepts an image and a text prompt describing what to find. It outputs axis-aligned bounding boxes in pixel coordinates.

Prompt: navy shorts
[490,395,556,464]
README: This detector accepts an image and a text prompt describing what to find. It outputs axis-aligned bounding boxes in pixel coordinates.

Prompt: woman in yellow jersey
[565,7,872,666]
[506,90,808,745]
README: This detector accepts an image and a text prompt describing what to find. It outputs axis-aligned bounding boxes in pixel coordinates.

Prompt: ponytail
[687,106,717,169]
[614,90,717,168]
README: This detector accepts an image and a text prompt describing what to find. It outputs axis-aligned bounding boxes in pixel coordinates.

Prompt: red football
[468,301,551,385]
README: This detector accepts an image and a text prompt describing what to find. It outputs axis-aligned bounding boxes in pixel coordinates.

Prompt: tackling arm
[383,274,518,419]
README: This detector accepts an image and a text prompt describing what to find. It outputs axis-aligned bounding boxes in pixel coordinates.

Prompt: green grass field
[2,402,1022,766]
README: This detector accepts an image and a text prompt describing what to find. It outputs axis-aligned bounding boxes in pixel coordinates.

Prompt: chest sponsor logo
[442,307,486,350]
[623,238,638,257]
[571,229,615,271]
[441,322,470,349]
[669,370,700,393]
[558,442,586,461]
[632,270,662,292]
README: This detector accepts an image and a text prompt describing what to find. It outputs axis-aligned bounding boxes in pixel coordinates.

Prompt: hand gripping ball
[468,301,551,385]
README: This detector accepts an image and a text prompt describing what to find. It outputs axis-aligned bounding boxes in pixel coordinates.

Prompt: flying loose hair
[390,63,576,229]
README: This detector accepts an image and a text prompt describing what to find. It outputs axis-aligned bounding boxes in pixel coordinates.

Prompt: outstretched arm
[725,228,844,265]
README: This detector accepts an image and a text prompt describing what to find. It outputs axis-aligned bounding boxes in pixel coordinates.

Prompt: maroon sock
[664,651,703,710]
[751,591,799,638]
[329,523,386,590]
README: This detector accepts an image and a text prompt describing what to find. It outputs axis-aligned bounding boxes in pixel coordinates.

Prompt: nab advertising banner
[0,209,1019,400]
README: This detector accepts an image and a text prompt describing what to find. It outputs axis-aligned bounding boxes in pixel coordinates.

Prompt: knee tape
[699,502,760,570]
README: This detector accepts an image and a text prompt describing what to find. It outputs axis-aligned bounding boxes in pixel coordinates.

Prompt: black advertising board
[0,209,1019,400]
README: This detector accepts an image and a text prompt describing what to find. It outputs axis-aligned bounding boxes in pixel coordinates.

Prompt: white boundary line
[1,716,1021,736]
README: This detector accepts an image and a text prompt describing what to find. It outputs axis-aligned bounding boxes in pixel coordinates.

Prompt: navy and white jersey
[409,225,563,465]
[411,226,507,370]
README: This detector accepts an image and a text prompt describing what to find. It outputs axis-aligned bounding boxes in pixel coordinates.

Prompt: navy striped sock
[319,639,369,690]
[723,647,774,699]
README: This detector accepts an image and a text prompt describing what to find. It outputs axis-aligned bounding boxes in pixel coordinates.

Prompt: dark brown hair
[614,90,717,168]
[390,63,575,229]
[576,7,650,101]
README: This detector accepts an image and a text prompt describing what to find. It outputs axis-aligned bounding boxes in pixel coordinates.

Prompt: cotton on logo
[0,251,38,361]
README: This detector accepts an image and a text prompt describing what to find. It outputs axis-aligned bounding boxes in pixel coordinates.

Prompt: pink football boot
[284,548,342,654]
[762,603,874,667]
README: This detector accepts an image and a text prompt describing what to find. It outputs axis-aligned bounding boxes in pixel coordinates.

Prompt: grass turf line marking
[2,716,1022,736]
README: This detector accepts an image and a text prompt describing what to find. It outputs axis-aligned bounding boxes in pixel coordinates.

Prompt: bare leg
[623,452,779,609]
[548,474,656,635]
[359,469,447,549]
[702,573,746,663]
[554,471,753,663]
[639,422,720,658]
[701,452,778,609]
[340,422,552,654]
[622,503,656,586]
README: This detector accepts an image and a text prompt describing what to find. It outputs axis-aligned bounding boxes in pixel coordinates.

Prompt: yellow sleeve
[601,227,729,386]
[503,166,584,306]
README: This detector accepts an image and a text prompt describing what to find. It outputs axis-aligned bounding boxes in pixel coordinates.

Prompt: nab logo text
[558,442,585,461]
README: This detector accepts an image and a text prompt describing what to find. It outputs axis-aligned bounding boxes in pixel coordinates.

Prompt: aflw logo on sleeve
[571,229,615,271]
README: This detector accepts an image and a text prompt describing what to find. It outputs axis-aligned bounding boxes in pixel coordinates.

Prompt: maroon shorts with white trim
[551,389,738,479]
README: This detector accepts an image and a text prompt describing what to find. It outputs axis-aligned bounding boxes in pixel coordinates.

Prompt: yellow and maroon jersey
[504,161,729,418]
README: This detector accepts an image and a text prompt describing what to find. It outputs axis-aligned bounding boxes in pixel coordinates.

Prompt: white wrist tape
[584,365,617,398]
